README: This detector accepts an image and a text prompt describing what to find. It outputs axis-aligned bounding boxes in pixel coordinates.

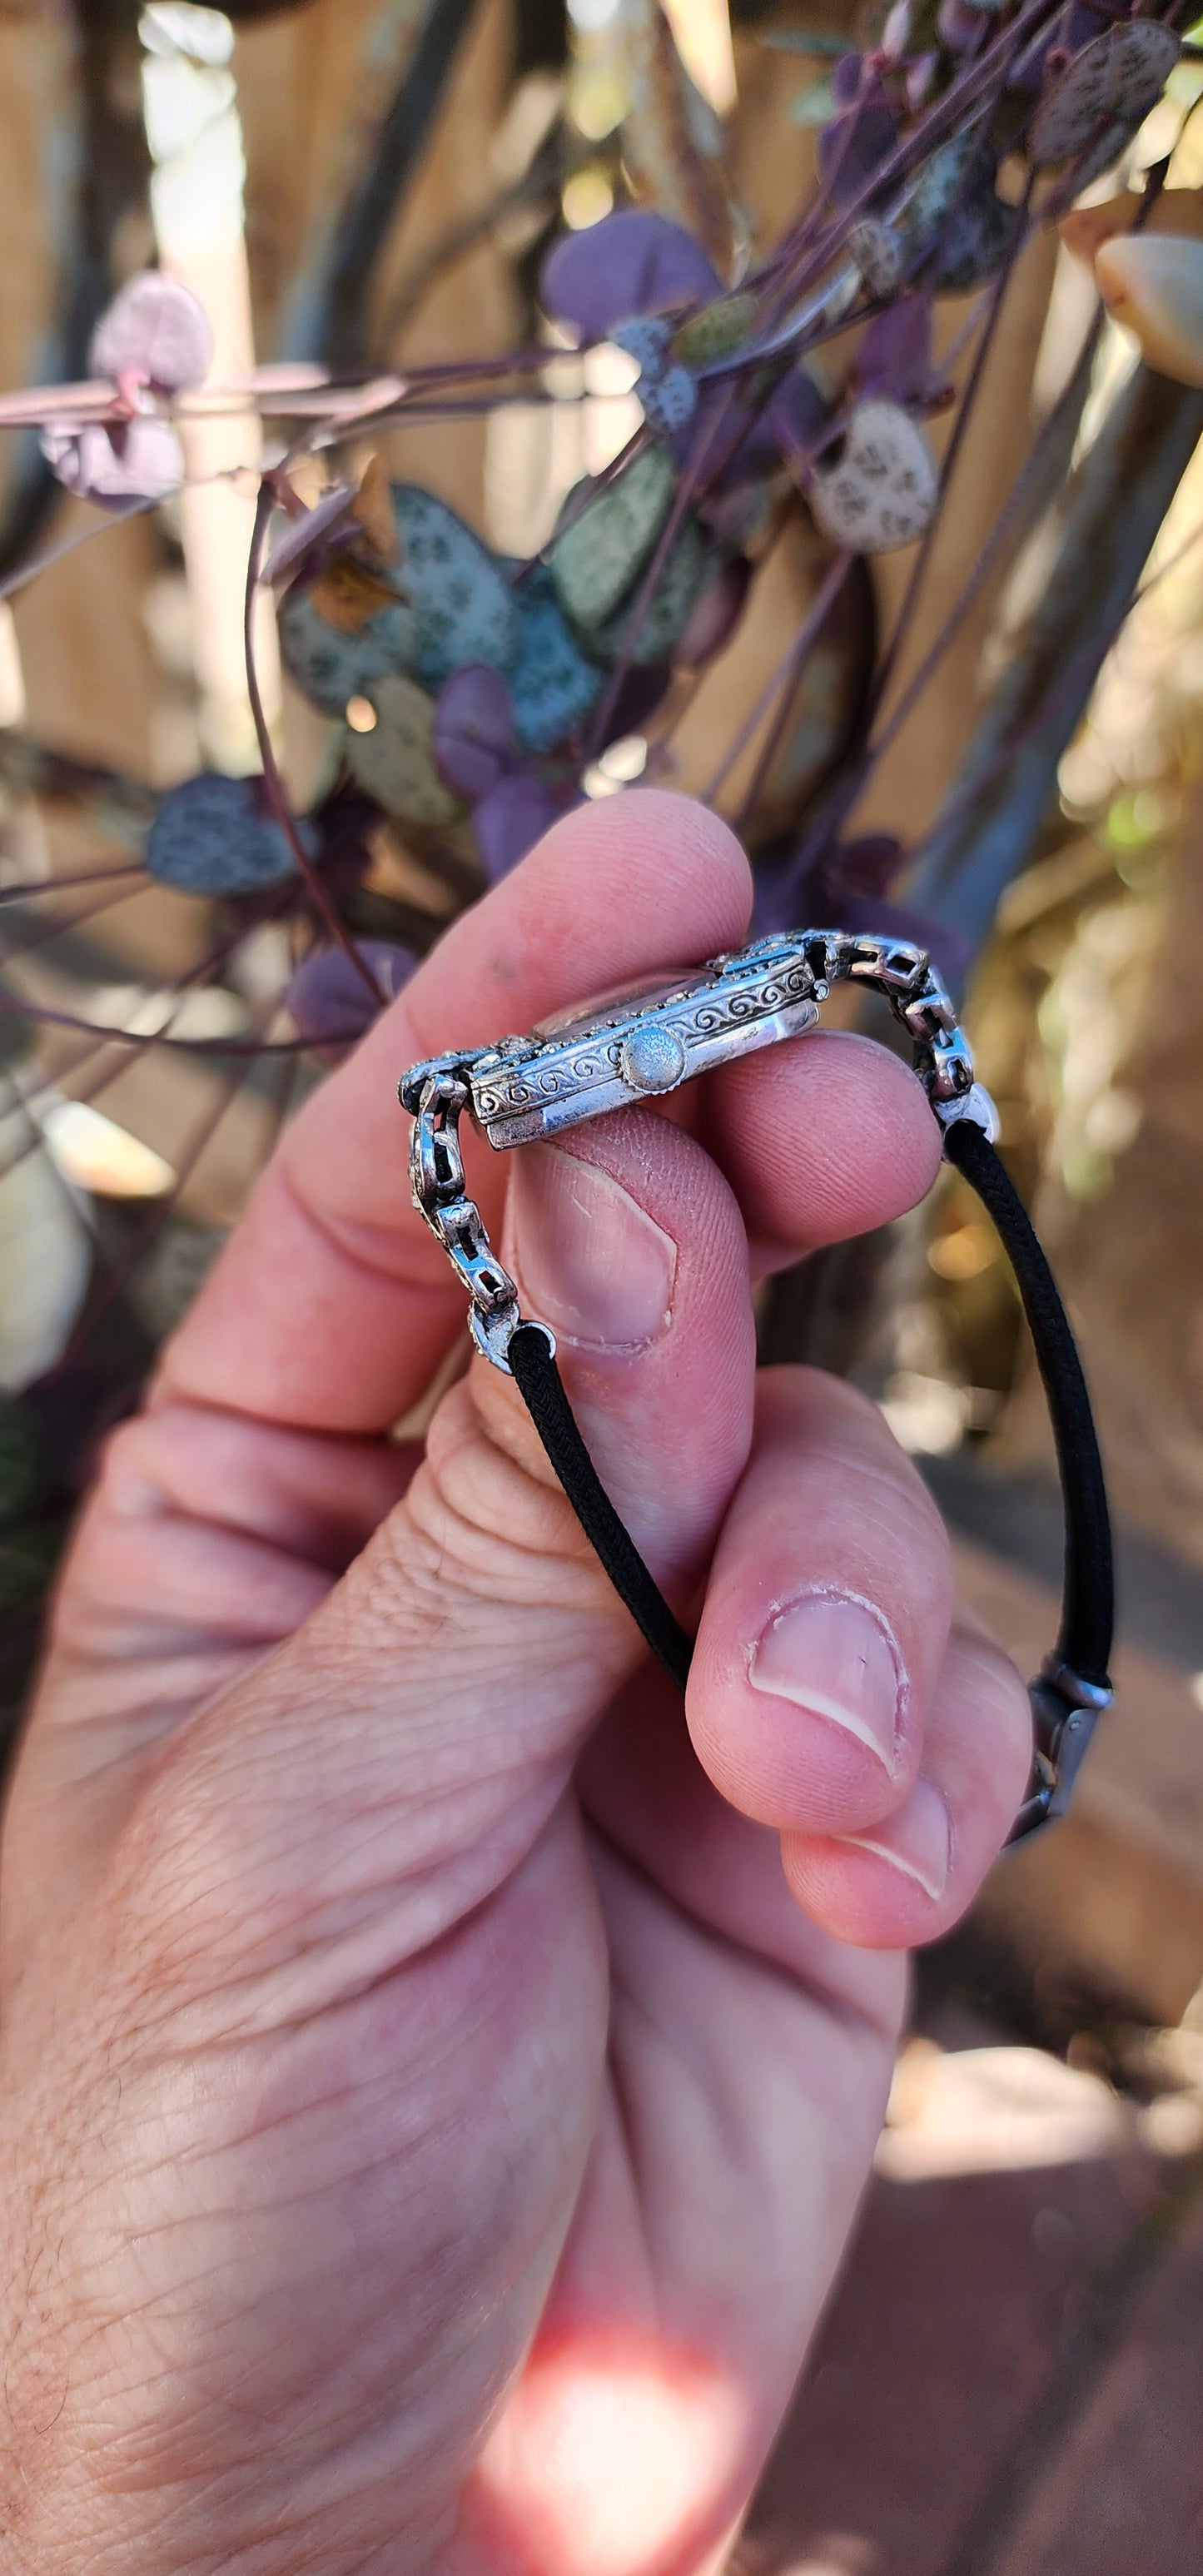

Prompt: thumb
[111,1106,759,1992]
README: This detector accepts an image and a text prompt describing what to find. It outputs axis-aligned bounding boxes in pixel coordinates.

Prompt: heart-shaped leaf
[549,447,678,633]
[473,773,562,882]
[146,772,307,895]
[277,582,413,719]
[584,510,708,667]
[509,570,604,754]
[671,290,758,368]
[90,272,212,394]
[287,939,415,1048]
[393,485,518,689]
[540,209,720,340]
[808,400,937,554]
[343,674,466,828]
[1030,20,1178,167]
[41,415,183,510]
[433,664,515,798]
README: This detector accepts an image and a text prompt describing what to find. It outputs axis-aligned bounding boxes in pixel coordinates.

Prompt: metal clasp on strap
[1007,1656,1114,1842]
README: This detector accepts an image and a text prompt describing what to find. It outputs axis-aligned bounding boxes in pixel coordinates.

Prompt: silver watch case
[400,932,823,1150]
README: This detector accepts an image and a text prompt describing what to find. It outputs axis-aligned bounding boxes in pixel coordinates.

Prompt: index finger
[162,792,753,1433]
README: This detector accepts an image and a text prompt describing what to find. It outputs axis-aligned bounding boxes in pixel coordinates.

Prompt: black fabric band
[941,1121,1113,1690]
[508,1125,1114,1837]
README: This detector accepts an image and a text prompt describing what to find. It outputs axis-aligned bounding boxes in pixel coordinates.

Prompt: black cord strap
[509,1322,693,1690]
[509,1128,1114,1843]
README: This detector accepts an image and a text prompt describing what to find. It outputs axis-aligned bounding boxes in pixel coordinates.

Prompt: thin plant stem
[244,479,380,1004]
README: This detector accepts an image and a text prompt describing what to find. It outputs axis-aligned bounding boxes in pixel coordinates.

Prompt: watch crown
[618,1025,688,1094]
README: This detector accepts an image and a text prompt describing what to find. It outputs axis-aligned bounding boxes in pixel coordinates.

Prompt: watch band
[400,927,1114,1842]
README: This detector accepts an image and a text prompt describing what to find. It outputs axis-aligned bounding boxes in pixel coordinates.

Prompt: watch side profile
[399,926,1113,1843]
[399,926,996,1375]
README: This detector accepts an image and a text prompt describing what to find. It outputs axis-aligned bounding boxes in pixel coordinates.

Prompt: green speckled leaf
[0,1394,44,1529]
[510,570,604,753]
[345,674,467,828]
[549,448,677,634]
[671,291,758,367]
[278,483,516,716]
[585,513,708,668]
[393,486,518,689]
[277,584,412,719]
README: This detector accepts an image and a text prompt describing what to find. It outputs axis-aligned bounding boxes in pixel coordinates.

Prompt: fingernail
[507,1145,678,1350]
[841,1776,951,1900]
[749,1592,903,1776]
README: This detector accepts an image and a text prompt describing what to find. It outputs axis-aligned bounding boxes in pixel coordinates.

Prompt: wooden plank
[970,2186,1203,2575]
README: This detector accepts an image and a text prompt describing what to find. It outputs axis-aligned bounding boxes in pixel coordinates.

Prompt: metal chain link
[408,1067,529,1370]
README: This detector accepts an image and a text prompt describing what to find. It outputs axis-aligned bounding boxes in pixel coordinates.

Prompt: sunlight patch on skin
[475,2337,747,2574]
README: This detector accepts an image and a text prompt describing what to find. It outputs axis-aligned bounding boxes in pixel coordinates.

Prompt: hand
[0,793,1031,2576]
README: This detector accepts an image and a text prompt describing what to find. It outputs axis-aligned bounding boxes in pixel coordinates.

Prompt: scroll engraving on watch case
[400,928,999,1375]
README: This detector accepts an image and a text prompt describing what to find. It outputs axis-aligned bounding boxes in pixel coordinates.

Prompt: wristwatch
[400,926,1113,1841]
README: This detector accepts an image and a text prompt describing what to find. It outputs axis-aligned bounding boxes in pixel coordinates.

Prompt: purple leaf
[89,272,213,395]
[831,51,865,106]
[856,293,936,404]
[818,79,900,213]
[540,211,720,341]
[287,939,415,1050]
[766,366,830,469]
[433,664,515,800]
[473,774,561,883]
[937,0,988,54]
[40,415,182,510]
[677,554,752,666]
[828,833,904,899]
[603,662,673,739]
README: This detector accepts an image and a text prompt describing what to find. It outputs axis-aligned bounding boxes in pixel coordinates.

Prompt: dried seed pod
[808,400,937,554]
[1094,231,1203,388]
[343,674,466,828]
[848,217,906,300]
[1030,20,1179,169]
